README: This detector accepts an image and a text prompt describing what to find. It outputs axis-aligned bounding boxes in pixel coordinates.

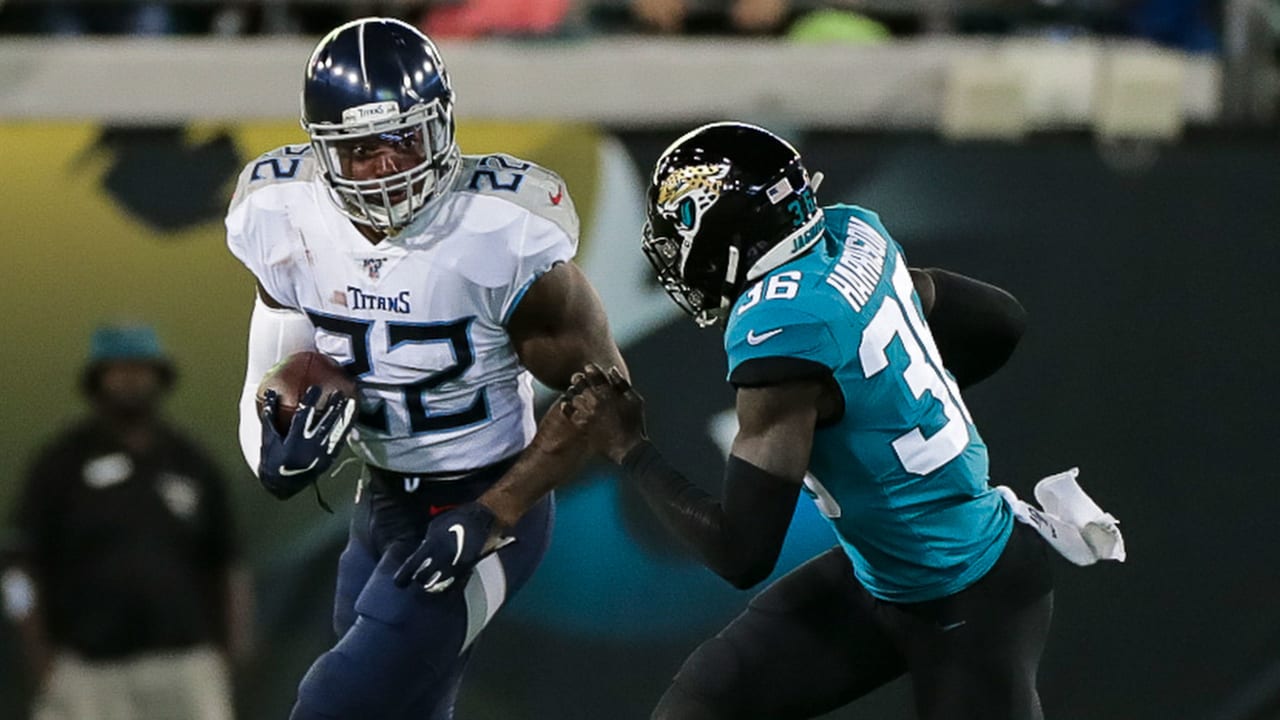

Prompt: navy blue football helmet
[643,122,824,327]
[302,17,459,233]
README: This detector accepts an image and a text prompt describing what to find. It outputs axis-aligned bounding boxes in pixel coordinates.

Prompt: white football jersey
[226,145,578,473]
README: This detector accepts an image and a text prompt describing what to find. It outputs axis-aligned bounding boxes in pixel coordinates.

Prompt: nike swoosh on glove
[393,502,514,594]
[258,385,355,500]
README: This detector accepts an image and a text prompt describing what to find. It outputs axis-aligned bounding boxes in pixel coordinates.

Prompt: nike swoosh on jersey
[746,328,785,346]
[549,187,564,206]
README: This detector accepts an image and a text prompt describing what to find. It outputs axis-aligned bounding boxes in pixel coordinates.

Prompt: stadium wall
[0,38,1221,132]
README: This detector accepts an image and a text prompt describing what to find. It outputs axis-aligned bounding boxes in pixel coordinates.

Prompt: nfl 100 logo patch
[361,258,386,280]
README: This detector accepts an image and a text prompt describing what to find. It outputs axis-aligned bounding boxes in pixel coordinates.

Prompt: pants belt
[364,457,517,499]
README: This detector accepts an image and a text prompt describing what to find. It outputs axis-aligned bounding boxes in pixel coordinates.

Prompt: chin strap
[707,246,742,326]
[311,480,334,514]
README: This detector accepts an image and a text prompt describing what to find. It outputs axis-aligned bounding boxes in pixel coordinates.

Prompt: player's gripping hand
[258,385,356,499]
[562,363,647,464]
[393,503,513,593]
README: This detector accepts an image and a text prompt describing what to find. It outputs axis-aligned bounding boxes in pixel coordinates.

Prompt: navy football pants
[290,463,554,720]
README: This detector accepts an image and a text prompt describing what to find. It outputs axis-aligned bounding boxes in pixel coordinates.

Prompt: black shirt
[13,417,238,660]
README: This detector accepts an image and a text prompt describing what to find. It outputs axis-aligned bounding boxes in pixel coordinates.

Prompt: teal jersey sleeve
[723,283,843,386]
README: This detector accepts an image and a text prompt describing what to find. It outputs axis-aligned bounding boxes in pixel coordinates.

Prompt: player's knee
[291,648,394,720]
[293,640,427,717]
[293,609,463,720]
[332,600,356,639]
[652,683,728,720]
[654,637,746,719]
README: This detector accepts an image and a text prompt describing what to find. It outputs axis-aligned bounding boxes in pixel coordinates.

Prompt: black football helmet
[301,17,460,233]
[643,122,825,327]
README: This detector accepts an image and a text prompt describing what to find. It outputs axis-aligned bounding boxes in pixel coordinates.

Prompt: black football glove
[393,502,514,594]
[258,385,355,500]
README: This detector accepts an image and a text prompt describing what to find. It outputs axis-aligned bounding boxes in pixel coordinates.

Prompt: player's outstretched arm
[481,260,627,524]
[565,364,809,590]
[393,403,583,593]
[910,268,1027,389]
[393,263,624,593]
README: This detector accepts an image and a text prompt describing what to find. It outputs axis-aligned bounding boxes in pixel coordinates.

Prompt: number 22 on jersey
[860,263,973,475]
[306,311,486,435]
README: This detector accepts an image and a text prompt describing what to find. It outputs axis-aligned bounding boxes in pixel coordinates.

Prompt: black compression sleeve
[923,268,1027,389]
[621,442,801,589]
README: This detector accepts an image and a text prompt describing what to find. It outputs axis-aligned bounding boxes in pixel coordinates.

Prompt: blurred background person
[6,324,252,720]
[416,0,578,38]
[14,0,182,36]
[630,0,793,34]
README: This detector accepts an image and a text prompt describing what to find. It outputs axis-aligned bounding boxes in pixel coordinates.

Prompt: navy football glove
[393,502,514,594]
[258,385,355,500]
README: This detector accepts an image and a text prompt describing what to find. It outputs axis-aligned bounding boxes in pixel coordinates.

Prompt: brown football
[255,351,357,435]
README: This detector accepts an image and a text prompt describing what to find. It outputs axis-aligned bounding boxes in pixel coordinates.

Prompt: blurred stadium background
[1,0,1278,718]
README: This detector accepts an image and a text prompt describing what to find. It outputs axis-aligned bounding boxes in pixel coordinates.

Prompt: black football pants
[652,522,1054,720]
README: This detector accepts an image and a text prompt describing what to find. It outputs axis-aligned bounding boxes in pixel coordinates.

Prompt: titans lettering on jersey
[724,204,1013,604]
[342,287,413,314]
[226,146,579,473]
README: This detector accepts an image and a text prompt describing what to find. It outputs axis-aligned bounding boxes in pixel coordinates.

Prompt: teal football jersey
[724,204,1013,603]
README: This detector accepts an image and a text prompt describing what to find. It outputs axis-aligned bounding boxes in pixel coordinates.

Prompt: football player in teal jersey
[563,122,1053,719]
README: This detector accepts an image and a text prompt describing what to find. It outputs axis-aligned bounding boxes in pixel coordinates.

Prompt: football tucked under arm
[237,295,317,474]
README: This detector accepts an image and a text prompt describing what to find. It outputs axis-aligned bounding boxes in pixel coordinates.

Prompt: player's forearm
[920,268,1027,389]
[622,442,800,589]
[476,407,586,528]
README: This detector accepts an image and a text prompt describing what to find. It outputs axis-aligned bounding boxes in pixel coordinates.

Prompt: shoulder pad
[455,153,579,240]
[228,144,319,213]
[823,203,896,247]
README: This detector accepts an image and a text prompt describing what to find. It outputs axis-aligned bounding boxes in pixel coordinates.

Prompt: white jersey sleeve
[225,144,321,472]
[225,144,319,309]
[450,153,580,325]
[236,297,316,474]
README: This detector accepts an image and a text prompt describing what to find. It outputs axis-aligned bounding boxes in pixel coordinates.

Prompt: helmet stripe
[357,20,369,92]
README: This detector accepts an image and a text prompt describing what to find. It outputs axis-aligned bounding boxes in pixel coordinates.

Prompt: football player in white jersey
[225,18,623,720]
